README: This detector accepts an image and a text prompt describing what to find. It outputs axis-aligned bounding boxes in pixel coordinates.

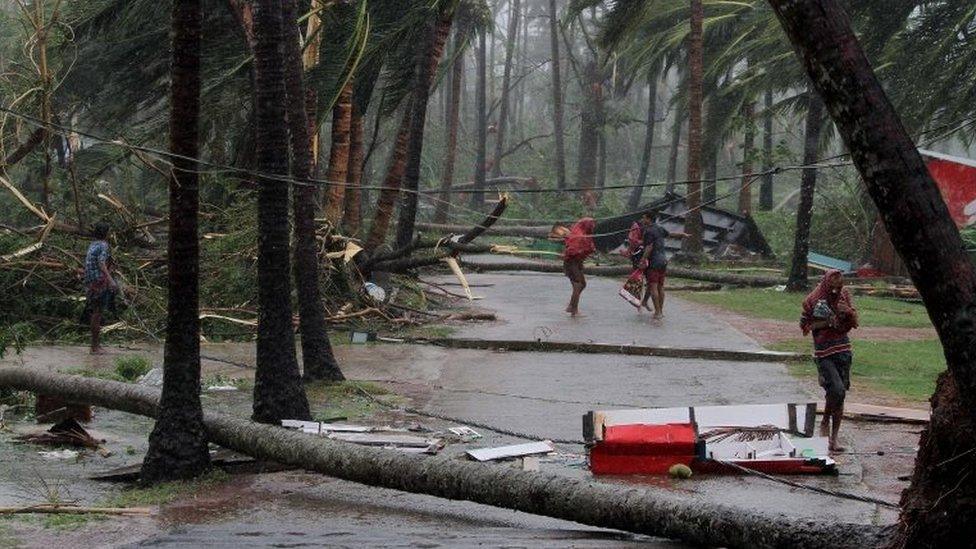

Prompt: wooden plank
[466,441,555,462]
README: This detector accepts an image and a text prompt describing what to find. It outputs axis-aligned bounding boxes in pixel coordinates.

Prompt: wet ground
[0,269,920,547]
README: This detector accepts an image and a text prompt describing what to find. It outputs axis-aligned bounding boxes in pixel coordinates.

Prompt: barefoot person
[82,222,118,354]
[800,269,859,452]
[632,212,687,318]
[562,217,596,316]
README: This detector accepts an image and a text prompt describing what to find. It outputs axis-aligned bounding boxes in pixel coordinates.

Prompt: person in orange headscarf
[800,269,859,452]
[562,217,596,316]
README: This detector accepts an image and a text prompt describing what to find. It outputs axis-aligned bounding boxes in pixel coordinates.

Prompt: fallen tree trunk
[373,256,784,288]
[0,367,888,548]
[416,222,552,238]
[363,198,508,272]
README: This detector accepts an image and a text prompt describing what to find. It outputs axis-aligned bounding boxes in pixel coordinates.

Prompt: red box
[589,423,697,475]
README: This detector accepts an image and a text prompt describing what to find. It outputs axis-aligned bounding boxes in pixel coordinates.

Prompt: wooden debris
[16,418,100,449]
[0,505,151,516]
[0,242,43,262]
[466,441,555,462]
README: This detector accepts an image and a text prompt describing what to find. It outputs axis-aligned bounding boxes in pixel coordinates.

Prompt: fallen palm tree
[372,255,785,288]
[0,366,889,549]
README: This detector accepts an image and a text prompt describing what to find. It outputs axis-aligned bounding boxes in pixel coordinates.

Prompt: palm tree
[548,0,567,190]
[737,99,755,215]
[251,0,311,423]
[141,0,211,483]
[628,60,661,210]
[364,1,459,251]
[435,28,464,224]
[759,88,774,210]
[785,92,823,291]
[341,102,365,235]
[280,0,344,383]
[395,10,456,248]
[683,0,704,254]
[576,58,602,210]
[471,26,488,208]
[324,82,354,224]
[490,0,520,178]
[767,2,976,546]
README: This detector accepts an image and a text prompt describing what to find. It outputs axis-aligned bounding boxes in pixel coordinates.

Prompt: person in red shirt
[800,269,859,452]
[562,217,596,316]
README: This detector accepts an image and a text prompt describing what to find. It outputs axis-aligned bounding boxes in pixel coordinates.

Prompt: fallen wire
[353,386,586,446]
[715,459,899,508]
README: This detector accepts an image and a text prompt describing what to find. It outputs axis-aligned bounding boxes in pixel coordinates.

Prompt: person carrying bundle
[800,269,859,452]
[562,217,596,316]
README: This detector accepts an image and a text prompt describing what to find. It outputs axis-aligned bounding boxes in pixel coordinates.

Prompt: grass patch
[113,355,152,381]
[772,339,946,401]
[66,354,153,383]
[677,288,932,329]
[103,469,230,508]
[305,380,400,421]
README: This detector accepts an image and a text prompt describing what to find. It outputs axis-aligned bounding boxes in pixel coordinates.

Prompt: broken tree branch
[0,367,890,549]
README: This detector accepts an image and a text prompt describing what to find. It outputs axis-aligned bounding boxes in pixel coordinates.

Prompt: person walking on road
[632,211,688,318]
[562,217,596,316]
[800,269,859,452]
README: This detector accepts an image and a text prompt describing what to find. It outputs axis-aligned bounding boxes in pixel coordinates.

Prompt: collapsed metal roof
[593,192,775,259]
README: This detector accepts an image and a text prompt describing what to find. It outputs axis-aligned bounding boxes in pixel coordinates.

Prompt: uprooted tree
[767,1,976,547]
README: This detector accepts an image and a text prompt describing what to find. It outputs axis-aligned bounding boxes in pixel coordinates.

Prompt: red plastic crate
[589,423,697,475]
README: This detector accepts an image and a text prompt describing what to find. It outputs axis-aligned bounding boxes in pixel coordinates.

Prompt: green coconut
[668,463,693,479]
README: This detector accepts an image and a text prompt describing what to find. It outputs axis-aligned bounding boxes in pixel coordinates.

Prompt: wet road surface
[1,270,903,547]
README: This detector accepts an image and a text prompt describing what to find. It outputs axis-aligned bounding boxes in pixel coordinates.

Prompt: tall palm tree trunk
[324,83,354,224]
[769,2,976,546]
[471,28,488,208]
[785,94,823,292]
[665,115,683,193]
[435,30,464,224]
[547,0,566,190]
[702,145,718,203]
[142,0,211,483]
[394,12,455,249]
[365,111,411,251]
[281,0,342,383]
[683,0,705,254]
[367,14,452,252]
[759,89,774,210]
[341,103,365,235]
[490,0,520,178]
[737,100,755,215]
[251,0,311,424]
[577,59,601,210]
[628,62,660,210]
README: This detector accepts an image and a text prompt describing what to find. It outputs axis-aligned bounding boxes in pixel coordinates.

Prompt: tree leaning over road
[251,0,311,423]
[141,0,211,483]
[280,0,343,383]
[394,9,455,249]
[767,1,976,546]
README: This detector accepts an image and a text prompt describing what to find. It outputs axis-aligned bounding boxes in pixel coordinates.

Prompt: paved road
[1,271,897,548]
[433,269,763,350]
